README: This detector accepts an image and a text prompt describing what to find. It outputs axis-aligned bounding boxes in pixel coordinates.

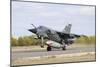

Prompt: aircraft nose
[28,29,37,33]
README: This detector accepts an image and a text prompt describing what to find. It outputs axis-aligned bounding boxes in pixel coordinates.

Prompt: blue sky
[12,1,95,37]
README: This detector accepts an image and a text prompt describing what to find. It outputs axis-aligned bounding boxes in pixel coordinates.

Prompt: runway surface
[12,46,95,60]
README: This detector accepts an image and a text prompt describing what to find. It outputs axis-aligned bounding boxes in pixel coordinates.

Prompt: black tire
[47,46,51,51]
[62,46,66,50]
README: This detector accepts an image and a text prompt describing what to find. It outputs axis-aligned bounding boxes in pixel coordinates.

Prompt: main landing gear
[47,46,52,51]
[62,46,66,50]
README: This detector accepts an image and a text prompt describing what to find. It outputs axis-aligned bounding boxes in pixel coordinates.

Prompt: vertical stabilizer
[63,24,72,34]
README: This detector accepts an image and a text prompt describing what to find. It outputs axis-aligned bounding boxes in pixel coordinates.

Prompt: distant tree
[89,36,96,44]
[12,35,95,46]
[11,37,18,46]
[17,35,41,46]
[75,35,95,44]
[18,37,25,46]
[23,36,33,46]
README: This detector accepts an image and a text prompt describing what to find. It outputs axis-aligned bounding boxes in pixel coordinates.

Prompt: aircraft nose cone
[28,29,37,33]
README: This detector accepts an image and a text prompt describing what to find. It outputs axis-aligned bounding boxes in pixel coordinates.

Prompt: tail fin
[63,24,72,34]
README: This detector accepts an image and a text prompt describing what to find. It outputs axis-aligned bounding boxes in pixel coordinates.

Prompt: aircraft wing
[56,31,81,39]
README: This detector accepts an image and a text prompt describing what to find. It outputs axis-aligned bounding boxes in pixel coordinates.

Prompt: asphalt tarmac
[12,46,95,60]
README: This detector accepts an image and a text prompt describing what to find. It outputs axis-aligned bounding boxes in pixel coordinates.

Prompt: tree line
[11,35,95,46]
[75,35,95,44]
[11,35,41,46]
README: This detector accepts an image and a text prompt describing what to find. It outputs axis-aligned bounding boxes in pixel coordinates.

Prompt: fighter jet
[28,24,85,51]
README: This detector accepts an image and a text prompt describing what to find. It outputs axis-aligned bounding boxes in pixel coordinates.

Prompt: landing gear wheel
[62,46,66,50]
[47,46,51,51]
